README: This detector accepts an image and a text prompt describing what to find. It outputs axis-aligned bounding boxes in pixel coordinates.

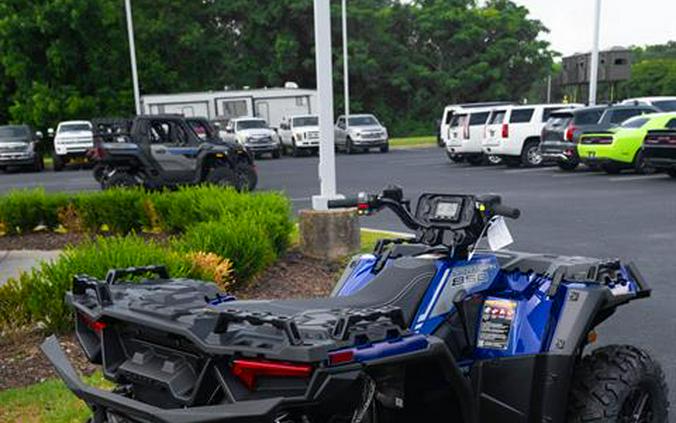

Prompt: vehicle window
[620,116,649,129]
[509,109,534,123]
[444,111,454,124]
[348,116,379,126]
[574,110,604,125]
[542,107,564,122]
[336,117,345,129]
[293,116,319,127]
[236,120,268,130]
[544,113,573,129]
[469,112,489,126]
[58,123,91,133]
[449,115,464,128]
[149,122,171,144]
[666,119,676,129]
[0,126,29,138]
[187,120,212,140]
[488,110,506,125]
[652,100,676,112]
[609,109,643,124]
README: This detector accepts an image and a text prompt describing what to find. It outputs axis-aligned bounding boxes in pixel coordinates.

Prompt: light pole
[124,0,141,115]
[311,0,341,210]
[588,0,601,105]
[342,0,350,129]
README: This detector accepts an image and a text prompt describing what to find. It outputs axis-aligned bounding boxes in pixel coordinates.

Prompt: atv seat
[219,257,437,326]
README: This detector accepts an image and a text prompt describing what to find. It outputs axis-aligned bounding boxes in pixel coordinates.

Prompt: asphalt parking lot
[1,146,675,402]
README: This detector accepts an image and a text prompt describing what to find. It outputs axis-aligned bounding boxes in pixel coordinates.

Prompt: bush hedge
[0,186,293,333]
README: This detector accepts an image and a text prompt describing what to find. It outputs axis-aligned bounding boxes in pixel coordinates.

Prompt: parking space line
[608,174,668,182]
[550,171,600,178]
[503,167,556,174]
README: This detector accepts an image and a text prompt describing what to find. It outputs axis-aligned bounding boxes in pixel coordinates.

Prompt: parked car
[445,106,500,166]
[482,103,579,167]
[0,124,44,172]
[222,117,281,159]
[278,115,320,156]
[642,115,676,178]
[577,113,676,174]
[93,114,257,191]
[52,120,94,171]
[334,114,389,154]
[540,104,657,171]
[439,102,511,156]
[620,96,676,112]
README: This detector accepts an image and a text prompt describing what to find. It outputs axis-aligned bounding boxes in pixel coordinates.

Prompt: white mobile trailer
[141,87,318,129]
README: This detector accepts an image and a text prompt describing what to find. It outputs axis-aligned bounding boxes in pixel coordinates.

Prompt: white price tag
[487,216,513,252]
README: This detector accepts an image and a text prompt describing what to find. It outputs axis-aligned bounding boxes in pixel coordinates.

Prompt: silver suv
[334,114,389,154]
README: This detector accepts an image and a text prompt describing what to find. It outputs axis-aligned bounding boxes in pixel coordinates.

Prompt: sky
[511,0,676,56]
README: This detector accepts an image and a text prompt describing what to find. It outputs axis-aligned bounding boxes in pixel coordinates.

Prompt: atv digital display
[434,201,461,221]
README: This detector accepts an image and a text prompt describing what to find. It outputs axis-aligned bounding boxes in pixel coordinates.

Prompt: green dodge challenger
[578,113,676,174]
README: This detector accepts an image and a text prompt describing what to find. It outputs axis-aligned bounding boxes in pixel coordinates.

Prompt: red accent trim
[79,314,107,334]
[357,203,369,210]
[231,359,313,390]
[328,350,355,366]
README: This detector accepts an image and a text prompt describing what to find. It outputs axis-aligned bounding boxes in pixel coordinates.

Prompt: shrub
[0,189,69,234]
[74,189,147,233]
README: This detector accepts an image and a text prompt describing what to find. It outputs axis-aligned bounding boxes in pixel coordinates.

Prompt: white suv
[278,115,320,156]
[52,120,94,171]
[445,106,500,166]
[482,104,579,167]
[620,97,676,112]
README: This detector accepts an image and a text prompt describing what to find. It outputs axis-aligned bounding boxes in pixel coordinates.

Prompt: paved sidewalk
[0,250,62,286]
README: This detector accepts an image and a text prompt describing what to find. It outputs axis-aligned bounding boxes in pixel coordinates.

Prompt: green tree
[625,59,676,97]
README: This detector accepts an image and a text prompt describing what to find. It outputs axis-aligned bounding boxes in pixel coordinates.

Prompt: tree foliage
[0,0,554,135]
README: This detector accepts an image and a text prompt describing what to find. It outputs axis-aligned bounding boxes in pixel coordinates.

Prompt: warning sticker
[477,299,517,350]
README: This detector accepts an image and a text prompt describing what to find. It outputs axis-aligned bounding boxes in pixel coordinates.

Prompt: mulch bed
[0,250,343,390]
[0,232,171,251]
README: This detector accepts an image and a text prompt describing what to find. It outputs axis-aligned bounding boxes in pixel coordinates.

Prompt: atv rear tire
[207,166,237,189]
[567,345,669,423]
[103,172,139,190]
[234,162,257,191]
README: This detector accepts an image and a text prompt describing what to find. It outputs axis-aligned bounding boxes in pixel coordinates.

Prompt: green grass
[0,372,112,423]
[0,228,410,422]
[389,135,437,148]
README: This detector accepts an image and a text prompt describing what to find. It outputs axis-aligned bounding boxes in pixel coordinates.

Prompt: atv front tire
[207,166,237,189]
[103,172,139,190]
[567,345,669,423]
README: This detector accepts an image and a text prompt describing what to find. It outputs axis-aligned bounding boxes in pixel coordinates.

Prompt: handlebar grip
[491,204,521,219]
[327,197,359,209]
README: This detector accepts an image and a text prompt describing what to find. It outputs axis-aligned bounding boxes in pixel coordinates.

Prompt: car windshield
[653,100,676,112]
[348,116,379,126]
[292,116,318,127]
[0,126,29,139]
[59,123,91,133]
[236,120,268,130]
[620,116,649,129]
[545,113,573,129]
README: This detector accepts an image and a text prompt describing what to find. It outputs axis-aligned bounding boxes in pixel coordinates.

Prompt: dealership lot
[1,146,675,403]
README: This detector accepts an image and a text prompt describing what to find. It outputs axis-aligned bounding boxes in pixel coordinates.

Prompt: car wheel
[53,154,65,172]
[207,166,238,189]
[446,151,463,163]
[633,150,655,175]
[487,155,502,165]
[601,162,623,175]
[557,159,579,171]
[103,171,140,190]
[291,139,300,157]
[379,143,389,153]
[346,137,355,155]
[567,345,668,423]
[521,141,543,167]
[234,162,257,191]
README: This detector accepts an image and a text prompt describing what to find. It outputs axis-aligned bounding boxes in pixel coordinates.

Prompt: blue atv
[42,186,668,422]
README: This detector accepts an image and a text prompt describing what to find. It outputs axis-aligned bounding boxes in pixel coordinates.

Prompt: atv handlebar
[491,204,521,220]
[327,198,360,209]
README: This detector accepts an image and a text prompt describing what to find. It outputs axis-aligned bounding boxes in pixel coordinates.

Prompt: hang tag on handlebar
[487,216,513,252]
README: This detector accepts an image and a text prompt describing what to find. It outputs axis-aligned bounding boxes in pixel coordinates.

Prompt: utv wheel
[234,162,257,191]
[633,150,655,175]
[567,345,669,423]
[521,141,543,167]
[92,163,106,182]
[103,172,139,190]
[207,166,237,189]
[602,162,623,175]
[557,159,579,171]
[52,154,65,172]
[379,143,389,153]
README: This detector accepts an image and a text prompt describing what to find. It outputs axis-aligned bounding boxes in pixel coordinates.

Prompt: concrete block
[299,209,360,260]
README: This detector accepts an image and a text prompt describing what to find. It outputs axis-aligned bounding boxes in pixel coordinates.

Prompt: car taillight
[645,134,676,146]
[565,125,577,142]
[231,359,314,390]
[501,123,509,138]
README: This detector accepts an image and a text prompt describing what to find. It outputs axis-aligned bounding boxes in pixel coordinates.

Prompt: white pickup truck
[52,120,94,171]
[277,115,320,156]
[482,104,580,167]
